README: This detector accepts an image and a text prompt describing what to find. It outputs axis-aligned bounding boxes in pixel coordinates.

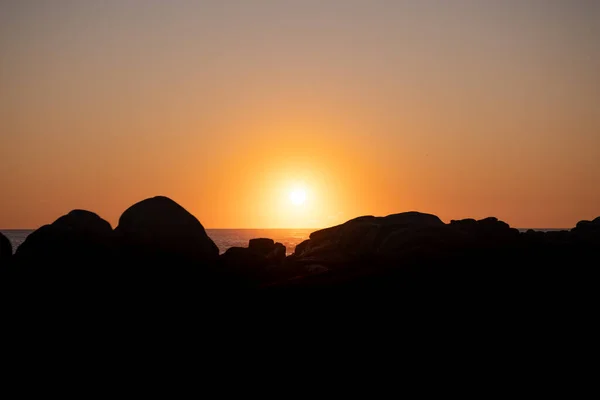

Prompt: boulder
[267,242,287,265]
[13,210,113,266]
[573,217,600,232]
[249,238,275,254]
[294,239,311,256]
[449,218,478,230]
[247,238,286,263]
[337,220,379,253]
[571,216,600,245]
[377,225,460,258]
[277,212,600,294]
[380,212,444,227]
[221,247,268,272]
[218,238,289,286]
[293,212,445,264]
[449,217,520,245]
[0,232,12,265]
[114,196,219,265]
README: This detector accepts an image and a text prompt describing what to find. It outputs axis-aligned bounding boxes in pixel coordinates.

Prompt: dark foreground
[1,196,598,309]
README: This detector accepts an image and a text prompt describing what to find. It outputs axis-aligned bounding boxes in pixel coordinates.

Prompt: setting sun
[289,188,307,206]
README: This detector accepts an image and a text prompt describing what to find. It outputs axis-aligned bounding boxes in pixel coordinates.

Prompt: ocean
[1,229,314,256]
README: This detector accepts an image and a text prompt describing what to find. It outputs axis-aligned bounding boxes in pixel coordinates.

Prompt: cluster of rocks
[3,197,219,268]
[1,196,598,296]
[279,212,599,293]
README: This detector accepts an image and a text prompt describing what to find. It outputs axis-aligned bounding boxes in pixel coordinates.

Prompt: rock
[218,238,289,286]
[247,238,286,260]
[13,210,113,266]
[249,238,275,255]
[575,220,592,230]
[294,239,311,256]
[267,242,286,264]
[292,212,445,264]
[521,229,546,244]
[449,216,520,244]
[574,217,600,232]
[306,264,329,274]
[572,216,600,245]
[272,212,600,296]
[450,218,478,230]
[337,220,379,252]
[221,247,267,272]
[247,238,286,263]
[0,232,12,265]
[308,224,344,242]
[377,225,459,258]
[380,212,444,227]
[478,217,510,231]
[114,196,219,265]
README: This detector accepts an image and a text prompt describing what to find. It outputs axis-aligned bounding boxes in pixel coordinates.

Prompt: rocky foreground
[1,196,598,300]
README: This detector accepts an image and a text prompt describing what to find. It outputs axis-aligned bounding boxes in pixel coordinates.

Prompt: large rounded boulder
[13,210,114,267]
[572,216,600,240]
[114,196,218,265]
[293,211,446,265]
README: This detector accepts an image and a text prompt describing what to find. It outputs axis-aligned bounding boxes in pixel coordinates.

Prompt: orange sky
[1,1,599,229]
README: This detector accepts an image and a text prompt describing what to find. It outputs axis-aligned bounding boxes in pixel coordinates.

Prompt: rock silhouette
[12,209,113,268]
[279,212,599,294]
[2,196,598,301]
[290,212,446,265]
[219,238,288,286]
[114,196,219,266]
[0,232,12,266]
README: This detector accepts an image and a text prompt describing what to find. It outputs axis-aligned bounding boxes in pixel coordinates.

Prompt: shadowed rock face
[573,217,600,236]
[295,212,445,262]
[280,212,600,292]
[0,232,12,265]
[249,238,275,254]
[219,238,287,287]
[13,210,113,267]
[2,197,599,301]
[114,196,219,265]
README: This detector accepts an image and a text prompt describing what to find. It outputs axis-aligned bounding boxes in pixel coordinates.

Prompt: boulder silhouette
[279,211,600,294]
[219,238,288,287]
[281,212,548,291]
[114,196,218,265]
[0,232,12,265]
[293,211,445,263]
[449,216,520,247]
[249,238,286,264]
[572,217,600,236]
[219,247,269,285]
[13,210,113,267]
[249,238,275,254]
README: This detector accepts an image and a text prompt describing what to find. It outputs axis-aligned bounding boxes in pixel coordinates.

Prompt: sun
[289,188,307,206]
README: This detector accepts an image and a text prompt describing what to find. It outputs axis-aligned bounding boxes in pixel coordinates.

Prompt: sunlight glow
[289,188,307,206]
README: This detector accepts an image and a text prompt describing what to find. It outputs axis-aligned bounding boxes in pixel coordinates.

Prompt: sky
[1,0,599,229]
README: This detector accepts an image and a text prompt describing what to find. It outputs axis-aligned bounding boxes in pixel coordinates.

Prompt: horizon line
[0,226,574,231]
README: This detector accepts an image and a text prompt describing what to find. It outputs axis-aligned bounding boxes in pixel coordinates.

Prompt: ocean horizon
[1,227,570,256]
[0,228,317,256]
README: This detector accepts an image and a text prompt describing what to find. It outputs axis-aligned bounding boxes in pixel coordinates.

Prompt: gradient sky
[1,0,599,229]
